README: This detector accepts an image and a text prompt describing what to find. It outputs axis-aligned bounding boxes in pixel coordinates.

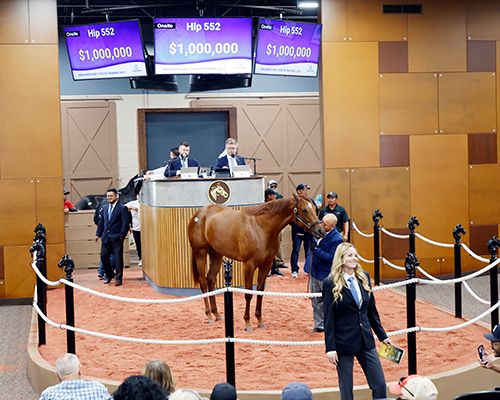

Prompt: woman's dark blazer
[322,272,388,355]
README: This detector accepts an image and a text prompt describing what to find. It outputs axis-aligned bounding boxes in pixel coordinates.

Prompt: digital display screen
[154,18,253,75]
[254,19,322,77]
[64,20,147,80]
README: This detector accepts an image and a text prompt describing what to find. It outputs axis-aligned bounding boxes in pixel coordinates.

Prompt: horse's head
[292,193,326,239]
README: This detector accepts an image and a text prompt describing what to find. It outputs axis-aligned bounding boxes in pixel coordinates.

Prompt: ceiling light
[298,1,319,9]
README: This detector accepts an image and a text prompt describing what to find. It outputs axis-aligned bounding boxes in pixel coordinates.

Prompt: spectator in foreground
[113,375,166,400]
[169,389,206,400]
[280,382,313,400]
[210,382,237,400]
[479,323,500,374]
[144,360,176,397]
[389,375,438,399]
[39,353,109,400]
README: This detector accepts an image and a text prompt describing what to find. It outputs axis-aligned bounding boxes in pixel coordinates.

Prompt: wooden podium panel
[140,177,265,289]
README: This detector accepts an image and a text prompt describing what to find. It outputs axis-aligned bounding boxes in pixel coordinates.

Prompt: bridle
[293,197,323,231]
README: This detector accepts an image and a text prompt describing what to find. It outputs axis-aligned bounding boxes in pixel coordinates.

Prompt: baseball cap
[326,192,338,198]
[265,188,278,197]
[484,323,500,341]
[210,383,237,400]
[281,382,312,400]
[296,183,310,191]
[64,189,70,195]
[389,375,438,400]
[268,179,278,187]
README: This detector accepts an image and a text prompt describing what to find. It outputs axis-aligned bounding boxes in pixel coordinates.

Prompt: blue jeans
[290,233,310,273]
[98,254,115,277]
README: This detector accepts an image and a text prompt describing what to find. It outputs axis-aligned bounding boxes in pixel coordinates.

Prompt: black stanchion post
[372,210,383,286]
[487,237,500,331]
[223,260,236,388]
[408,216,419,255]
[30,239,46,346]
[452,225,466,319]
[34,224,48,313]
[404,252,418,375]
[59,255,76,354]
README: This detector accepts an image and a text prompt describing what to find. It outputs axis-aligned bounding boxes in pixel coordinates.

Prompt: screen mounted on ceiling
[154,18,253,75]
[255,19,322,77]
[64,20,147,81]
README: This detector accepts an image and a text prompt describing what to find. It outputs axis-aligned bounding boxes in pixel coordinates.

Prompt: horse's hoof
[216,316,224,321]
[245,326,253,333]
[207,319,215,325]
[258,322,266,329]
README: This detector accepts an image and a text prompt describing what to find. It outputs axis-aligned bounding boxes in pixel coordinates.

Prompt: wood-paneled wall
[0,0,63,298]
[322,0,500,275]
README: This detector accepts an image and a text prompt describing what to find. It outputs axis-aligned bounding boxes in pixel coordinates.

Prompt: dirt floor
[39,266,489,391]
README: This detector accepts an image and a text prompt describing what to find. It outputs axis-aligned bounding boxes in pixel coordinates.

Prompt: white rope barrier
[352,221,374,238]
[419,258,500,285]
[382,258,406,271]
[380,228,409,239]
[372,278,419,291]
[231,287,321,298]
[463,282,490,305]
[414,232,454,248]
[231,338,324,346]
[460,243,490,263]
[358,254,375,264]
[31,253,61,287]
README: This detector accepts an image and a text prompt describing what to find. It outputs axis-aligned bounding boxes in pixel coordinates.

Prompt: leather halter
[293,197,323,231]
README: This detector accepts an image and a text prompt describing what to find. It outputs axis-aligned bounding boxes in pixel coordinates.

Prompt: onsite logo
[208,181,230,205]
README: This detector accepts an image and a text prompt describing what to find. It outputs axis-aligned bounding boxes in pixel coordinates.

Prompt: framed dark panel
[138,108,237,171]
[379,41,408,73]
[468,133,497,164]
[380,135,410,167]
[467,41,496,72]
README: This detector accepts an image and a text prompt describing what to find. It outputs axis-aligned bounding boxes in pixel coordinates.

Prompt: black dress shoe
[312,327,324,333]
[270,269,284,276]
[97,274,104,280]
[103,278,112,284]
[114,281,122,286]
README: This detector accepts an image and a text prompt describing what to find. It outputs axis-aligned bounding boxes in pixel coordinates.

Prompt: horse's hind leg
[243,263,256,332]
[207,250,223,321]
[255,265,271,329]
[194,251,215,323]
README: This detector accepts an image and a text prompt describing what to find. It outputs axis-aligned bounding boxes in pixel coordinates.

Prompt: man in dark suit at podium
[215,138,246,176]
[95,188,130,286]
[164,142,199,177]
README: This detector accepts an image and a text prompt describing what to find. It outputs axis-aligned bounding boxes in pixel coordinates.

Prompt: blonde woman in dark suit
[323,242,391,400]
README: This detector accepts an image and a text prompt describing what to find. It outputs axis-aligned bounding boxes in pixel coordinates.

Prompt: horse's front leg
[195,253,215,323]
[255,265,271,329]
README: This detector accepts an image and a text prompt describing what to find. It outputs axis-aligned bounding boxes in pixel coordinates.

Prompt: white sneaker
[292,272,298,278]
[138,260,142,267]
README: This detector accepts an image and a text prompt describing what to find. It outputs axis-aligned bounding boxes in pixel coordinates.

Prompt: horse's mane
[243,197,293,216]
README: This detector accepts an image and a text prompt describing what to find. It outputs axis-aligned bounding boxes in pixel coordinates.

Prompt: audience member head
[264,188,277,202]
[106,188,119,204]
[484,323,500,356]
[225,138,238,157]
[321,213,338,233]
[280,382,313,400]
[295,183,310,198]
[268,179,278,190]
[143,359,176,394]
[179,142,191,158]
[210,383,237,400]
[55,353,80,381]
[169,389,205,400]
[113,375,166,400]
[389,375,438,400]
[326,192,338,206]
[170,147,180,159]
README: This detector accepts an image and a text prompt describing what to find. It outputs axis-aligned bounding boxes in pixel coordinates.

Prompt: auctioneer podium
[139,176,265,290]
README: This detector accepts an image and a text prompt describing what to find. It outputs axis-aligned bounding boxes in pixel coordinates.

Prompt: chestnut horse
[188,193,325,331]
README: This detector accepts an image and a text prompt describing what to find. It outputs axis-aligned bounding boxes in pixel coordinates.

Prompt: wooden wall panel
[469,164,500,225]
[0,45,61,178]
[321,0,347,42]
[322,42,379,168]
[410,135,469,258]
[28,0,57,44]
[0,0,29,44]
[497,42,500,162]
[438,72,496,134]
[379,73,438,135]
[3,245,35,298]
[35,178,65,244]
[347,0,408,41]
[0,180,36,245]
[466,0,500,40]
[350,167,410,230]
[324,168,351,216]
[408,0,467,72]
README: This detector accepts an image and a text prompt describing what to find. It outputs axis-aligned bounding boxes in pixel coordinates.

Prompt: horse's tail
[192,252,200,284]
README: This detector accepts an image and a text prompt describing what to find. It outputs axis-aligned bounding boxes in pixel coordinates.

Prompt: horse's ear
[292,192,299,200]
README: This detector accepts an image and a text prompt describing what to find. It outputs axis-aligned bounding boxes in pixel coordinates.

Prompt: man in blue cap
[479,323,500,374]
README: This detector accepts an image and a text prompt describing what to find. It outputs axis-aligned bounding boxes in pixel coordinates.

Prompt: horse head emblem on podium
[208,181,230,205]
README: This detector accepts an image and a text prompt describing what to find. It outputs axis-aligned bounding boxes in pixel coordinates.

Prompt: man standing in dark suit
[95,188,130,286]
[164,142,199,177]
[309,214,343,333]
[215,138,246,176]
